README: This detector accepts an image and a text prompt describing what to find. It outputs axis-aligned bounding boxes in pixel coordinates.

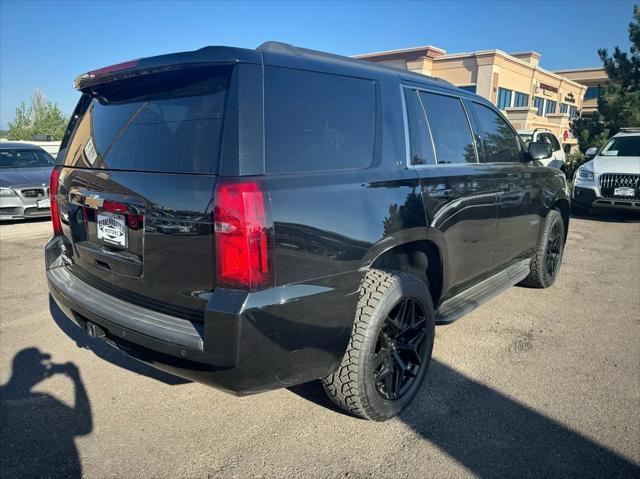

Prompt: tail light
[50,166,62,235]
[213,180,272,291]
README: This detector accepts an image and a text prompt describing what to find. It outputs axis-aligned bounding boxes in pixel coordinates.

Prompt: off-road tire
[321,269,435,421]
[520,209,565,288]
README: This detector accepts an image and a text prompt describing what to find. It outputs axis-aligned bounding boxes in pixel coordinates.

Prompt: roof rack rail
[620,127,640,132]
[256,41,454,88]
[257,41,357,63]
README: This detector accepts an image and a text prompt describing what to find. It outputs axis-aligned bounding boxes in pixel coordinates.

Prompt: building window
[534,97,544,115]
[560,103,569,114]
[497,88,513,110]
[458,85,476,94]
[569,105,578,118]
[513,92,529,107]
[584,86,603,100]
[545,100,557,115]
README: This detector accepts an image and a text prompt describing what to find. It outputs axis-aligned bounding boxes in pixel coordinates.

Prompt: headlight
[577,168,594,181]
[0,187,17,197]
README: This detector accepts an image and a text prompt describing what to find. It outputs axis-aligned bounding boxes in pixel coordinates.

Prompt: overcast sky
[0,0,635,128]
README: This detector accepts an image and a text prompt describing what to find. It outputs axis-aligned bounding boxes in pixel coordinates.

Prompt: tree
[7,90,68,141]
[571,4,640,151]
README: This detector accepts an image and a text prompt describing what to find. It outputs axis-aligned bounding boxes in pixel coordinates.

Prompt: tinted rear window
[61,66,232,174]
[264,66,376,173]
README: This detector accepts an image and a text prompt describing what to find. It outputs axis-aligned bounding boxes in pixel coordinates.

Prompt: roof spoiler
[74,46,261,92]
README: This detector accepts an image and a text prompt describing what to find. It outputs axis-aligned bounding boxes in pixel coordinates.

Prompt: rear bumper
[46,237,360,395]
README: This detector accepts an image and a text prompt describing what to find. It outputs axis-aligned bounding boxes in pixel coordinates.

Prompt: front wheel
[520,209,565,288]
[322,269,435,421]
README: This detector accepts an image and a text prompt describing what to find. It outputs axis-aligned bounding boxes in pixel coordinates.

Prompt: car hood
[592,156,640,175]
[0,167,52,188]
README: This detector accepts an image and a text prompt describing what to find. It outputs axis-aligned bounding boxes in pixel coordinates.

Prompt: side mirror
[585,147,598,158]
[528,141,553,160]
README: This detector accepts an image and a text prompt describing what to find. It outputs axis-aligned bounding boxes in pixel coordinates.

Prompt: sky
[0,0,635,128]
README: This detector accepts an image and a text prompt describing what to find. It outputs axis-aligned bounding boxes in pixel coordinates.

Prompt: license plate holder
[614,186,636,197]
[97,211,127,247]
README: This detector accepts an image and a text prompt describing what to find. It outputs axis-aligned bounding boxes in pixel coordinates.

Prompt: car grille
[20,188,48,198]
[599,173,640,200]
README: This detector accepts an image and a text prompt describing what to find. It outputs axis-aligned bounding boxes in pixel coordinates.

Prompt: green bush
[565,152,591,181]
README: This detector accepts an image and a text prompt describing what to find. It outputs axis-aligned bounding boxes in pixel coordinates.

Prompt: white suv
[518,129,566,172]
[572,129,640,214]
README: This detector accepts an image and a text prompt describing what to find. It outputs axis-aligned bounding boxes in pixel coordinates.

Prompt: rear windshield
[61,66,232,174]
[0,149,54,168]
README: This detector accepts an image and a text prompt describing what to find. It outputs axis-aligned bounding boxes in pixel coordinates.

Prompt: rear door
[403,86,498,297]
[54,65,239,321]
[467,101,544,267]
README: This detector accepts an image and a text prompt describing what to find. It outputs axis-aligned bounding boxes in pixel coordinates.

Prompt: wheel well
[553,198,570,239]
[370,240,443,306]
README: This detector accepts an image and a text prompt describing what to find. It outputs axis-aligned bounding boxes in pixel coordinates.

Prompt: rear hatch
[54,58,240,321]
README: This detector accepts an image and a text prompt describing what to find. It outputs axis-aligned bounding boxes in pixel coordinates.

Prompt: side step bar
[435,259,531,325]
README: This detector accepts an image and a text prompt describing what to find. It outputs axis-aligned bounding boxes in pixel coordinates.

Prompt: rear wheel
[521,209,565,288]
[322,269,435,421]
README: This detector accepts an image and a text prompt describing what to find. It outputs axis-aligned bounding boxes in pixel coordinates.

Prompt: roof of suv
[77,41,476,101]
[257,41,456,90]
[614,128,640,138]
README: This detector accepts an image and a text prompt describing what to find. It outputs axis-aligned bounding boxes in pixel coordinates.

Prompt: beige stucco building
[553,67,610,116]
[355,46,587,151]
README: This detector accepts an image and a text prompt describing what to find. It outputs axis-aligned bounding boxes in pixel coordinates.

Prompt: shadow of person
[0,348,92,478]
[49,295,188,386]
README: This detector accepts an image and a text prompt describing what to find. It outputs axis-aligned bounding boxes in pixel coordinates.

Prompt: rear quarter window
[264,67,376,174]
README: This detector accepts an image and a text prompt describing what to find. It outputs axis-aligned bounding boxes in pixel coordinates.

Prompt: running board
[434,259,531,325]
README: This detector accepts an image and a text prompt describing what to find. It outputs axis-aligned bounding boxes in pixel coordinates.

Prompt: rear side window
[404,89,435,165]
[470,102,523,163]
[62,66,232,173]
[418,92,476,164]
[264,67,376,173]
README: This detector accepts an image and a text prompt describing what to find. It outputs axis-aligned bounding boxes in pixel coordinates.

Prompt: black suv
[46,42,569,420]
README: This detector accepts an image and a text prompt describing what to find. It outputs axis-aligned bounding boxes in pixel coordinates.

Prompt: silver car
[0,142,55,221]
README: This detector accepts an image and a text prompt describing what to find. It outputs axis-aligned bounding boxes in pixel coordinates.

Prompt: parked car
[46,42,569,421]
[572,129,640,215]
[0,142,55,220]
[518,129,566,173]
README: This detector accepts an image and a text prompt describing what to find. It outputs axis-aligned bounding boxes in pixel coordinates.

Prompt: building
[355,46,587,151]
[553,67,610,116]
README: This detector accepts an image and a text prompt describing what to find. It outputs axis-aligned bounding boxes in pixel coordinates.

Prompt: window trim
[401,84,480,169]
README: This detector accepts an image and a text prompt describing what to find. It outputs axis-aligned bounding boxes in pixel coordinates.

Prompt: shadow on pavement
[0,348,91,478]
[572,208,640,223]
[49,295,189,386]
[291,360,640,478]
[0,216,51,226]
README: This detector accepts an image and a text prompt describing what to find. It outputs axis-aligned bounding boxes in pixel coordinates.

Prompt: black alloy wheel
[373,298,428,401]
[545,221,563,279]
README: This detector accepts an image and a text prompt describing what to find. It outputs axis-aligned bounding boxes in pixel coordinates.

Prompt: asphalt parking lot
[1,212,639,478]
